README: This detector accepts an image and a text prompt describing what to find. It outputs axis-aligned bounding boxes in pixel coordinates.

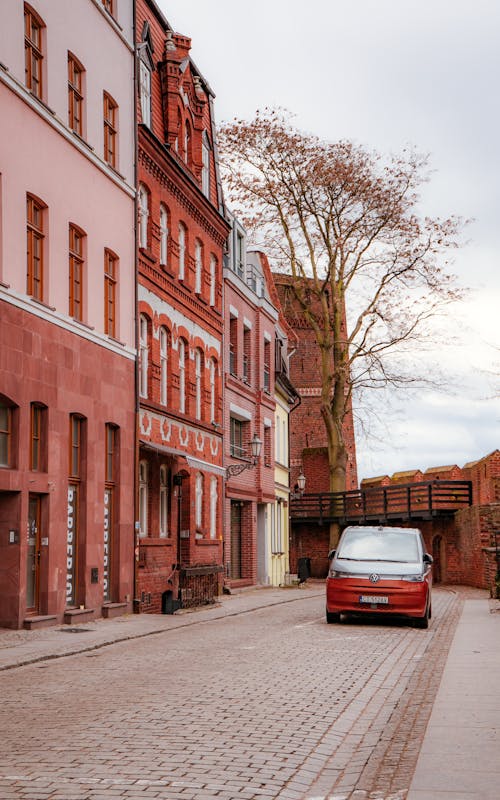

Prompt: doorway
[230,501,243,579]
[26,495,42,613]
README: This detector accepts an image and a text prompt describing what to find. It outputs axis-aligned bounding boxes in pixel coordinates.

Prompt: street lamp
[291,471,306,499]
[226,432,262,478]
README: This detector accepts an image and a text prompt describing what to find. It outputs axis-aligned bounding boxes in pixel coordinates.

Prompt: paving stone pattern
[0,589,462,800]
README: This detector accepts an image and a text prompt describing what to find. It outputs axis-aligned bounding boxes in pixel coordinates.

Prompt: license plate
[360,595,389,604]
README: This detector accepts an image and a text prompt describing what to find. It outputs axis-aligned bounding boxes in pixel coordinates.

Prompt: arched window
[202,133,210,197]
[139,460,148,537]
[184,119,191,164]
[69,224,86,321]
[195,348,202,420]
[210,476,218,539]
[139,60,151,127]
[138,184,149,249]
[26,194,46,301]
[24,4,45,99]
[178,222,186,280]
[159,204,169,266]
[159,326,168,406]
[139,314,149,398]
[103,91,118,168]
[0,398,14,468]
[159,464,168,538]
[68,53,85,136]
[195,472,203,529]
[175,109,182,153]
[178,338,186,413]
[194,239,202,295]
[209,358,216,424]
[209,254,216,307]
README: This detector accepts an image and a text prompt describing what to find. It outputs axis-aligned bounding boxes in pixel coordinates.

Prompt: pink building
[0,1,136,628]
[223,214,278,587]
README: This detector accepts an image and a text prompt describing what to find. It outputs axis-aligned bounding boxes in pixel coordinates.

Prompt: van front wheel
[326,609,341,624]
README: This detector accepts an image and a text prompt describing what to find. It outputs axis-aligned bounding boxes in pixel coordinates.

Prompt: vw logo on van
[369,573,380,584]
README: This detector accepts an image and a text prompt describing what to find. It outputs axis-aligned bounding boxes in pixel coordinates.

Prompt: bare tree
[219,109,466,506]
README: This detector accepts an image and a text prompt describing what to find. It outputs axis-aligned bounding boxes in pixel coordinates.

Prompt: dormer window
[139,60,151,127]
[202,133,210,197]
[138,21,154,128]
[184,119,191,165]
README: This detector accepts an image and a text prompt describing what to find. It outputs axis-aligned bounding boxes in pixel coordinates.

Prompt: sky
[156,0,499,480]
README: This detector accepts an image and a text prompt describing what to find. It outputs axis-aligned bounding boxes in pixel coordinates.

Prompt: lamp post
[226,432,262,478]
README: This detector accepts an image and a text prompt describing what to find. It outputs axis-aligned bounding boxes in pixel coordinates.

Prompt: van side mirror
[328,549,336,561]
[423,553,433,565]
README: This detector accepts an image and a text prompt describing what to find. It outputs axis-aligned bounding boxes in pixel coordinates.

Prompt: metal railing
[290,480,473,524]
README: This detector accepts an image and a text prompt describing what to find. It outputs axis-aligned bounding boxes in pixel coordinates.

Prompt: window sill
[72,318,95,331]
[107,335,126,347]
[139,537,173,546]
[195,537,220,546]
[31,297,56,312]
[160,263,176,279]
[71,130,94,151]
[106,163,125,181]
[139,247,155,264]
[29,92,56,116]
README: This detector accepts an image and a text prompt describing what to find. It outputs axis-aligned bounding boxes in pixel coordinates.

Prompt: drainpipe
[132,2,141,613]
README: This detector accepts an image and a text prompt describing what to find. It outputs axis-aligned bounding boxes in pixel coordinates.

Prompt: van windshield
[337,528,420,563]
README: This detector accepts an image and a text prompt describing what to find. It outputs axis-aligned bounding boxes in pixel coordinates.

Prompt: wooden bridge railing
[290,480,473,524]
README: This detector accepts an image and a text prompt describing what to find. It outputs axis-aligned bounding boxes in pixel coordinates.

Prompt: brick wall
[273,276,358,492]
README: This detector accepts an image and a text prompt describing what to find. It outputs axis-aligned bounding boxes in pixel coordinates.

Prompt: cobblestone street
[1,588,464,800]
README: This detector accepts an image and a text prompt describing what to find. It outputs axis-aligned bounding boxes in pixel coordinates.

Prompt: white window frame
[195,348,202,421]
[159,464,168,538]
[178,338,186,413]
[139,460,148,537]
[195,472,203,529]
[210,476,217,539]
[209,358,216,423]
[159,204,168,266]
[209,254,216,307]
[195,239,202,294]
[202,137,210,197]
[277,501,283,553]
[139,61,151,127]
[138,185,149,249]
[139,314,148,398]
[178,223,186,280]
[184,120,190,163]
[159,326,168,406]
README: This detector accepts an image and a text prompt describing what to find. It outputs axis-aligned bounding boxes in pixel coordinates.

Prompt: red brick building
[135,0,229,612]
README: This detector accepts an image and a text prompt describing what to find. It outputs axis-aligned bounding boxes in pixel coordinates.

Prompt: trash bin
[297,557,311,584]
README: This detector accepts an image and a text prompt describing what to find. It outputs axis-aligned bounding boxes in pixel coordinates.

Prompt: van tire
[326,610,341,624]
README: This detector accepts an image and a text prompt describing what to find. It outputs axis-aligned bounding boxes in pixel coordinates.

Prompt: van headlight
[402,574,425,582]
[329,569,351,578]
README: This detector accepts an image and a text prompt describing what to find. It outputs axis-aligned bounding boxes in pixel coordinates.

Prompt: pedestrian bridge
[289,480,473,525]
